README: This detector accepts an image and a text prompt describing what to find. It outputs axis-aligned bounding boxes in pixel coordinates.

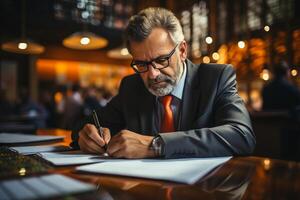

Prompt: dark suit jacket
[71,60,256,158]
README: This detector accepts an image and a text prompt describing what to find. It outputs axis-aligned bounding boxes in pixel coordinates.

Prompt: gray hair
[125,7,184,51]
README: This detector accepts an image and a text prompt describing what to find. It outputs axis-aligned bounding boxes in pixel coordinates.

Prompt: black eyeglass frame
[130,44,179,73]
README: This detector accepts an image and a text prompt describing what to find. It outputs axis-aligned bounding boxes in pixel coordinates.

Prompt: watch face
[152,137,163,156]
[154,137,162,147]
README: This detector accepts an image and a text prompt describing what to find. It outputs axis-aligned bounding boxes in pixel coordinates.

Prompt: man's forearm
[160,124,255,158]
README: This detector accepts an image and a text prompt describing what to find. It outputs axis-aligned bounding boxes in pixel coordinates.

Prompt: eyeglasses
[130,44,178,73]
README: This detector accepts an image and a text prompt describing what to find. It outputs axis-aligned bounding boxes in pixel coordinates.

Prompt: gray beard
[146,61,183,97]
[148,82,174,96]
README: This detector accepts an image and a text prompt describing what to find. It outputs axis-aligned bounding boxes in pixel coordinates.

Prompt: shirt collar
[171,61,187,100]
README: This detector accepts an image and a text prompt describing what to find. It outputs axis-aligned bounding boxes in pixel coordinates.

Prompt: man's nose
[147,64,160,79]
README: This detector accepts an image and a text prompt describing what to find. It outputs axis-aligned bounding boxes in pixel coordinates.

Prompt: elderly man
[71,7,255,159]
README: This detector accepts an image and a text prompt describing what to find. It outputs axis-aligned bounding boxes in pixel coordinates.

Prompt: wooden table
[1,129,300,199]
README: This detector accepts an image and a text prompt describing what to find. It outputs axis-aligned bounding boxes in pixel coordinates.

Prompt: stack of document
[9,145,71,155]
[0,132,70,156]
[0,133,64,145]
[0,174,95,200]
[37,151,114,166]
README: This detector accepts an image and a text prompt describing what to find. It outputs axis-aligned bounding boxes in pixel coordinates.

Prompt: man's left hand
[107,130,155,158]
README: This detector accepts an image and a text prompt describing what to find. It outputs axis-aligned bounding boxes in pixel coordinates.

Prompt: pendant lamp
[1,0,45,54]
[107,45,132,59]
[62,31,108,50]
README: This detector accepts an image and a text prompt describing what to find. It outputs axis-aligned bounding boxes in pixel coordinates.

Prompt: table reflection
[75,159,255,200]
[191,160,255,200]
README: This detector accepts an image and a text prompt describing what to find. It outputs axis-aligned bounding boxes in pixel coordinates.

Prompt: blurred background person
[38,89,56,128]
[61,84,84,130]
[82,86,103,117]
[262,61,300,161]
[0,89,15,116]
[262,61,300,111]
[16,87,48,128]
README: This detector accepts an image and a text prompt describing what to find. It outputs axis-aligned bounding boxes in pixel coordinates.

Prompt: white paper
[38,151,115,166]
[9,145,71,155]
[0,133,64,144]
[77,157,232,184]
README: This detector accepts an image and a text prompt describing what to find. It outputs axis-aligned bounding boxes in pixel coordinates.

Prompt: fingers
[107,130,155,158]
[107,132,123,156]
[107,138,138,159]
[109,148,126,158]
[78,133,105,154]
[78,123,112,153]
[82,124,107,147]
[107,131,134,157]
[102,127,111,144]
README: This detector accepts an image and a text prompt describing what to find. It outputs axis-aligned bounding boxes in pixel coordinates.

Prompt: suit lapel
[137,82,156,136]
[180,60,201,130]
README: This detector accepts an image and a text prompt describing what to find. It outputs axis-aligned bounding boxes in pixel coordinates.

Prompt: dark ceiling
[0,0,131,50]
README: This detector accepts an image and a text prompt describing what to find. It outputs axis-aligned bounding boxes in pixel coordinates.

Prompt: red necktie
[160,95,175,132]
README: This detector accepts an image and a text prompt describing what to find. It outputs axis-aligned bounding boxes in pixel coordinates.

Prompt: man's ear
[179,40,188,62]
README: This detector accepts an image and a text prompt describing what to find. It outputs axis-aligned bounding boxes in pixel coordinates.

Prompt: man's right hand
[78,123,111,154]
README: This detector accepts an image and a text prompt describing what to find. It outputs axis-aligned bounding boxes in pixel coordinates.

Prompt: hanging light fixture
[107,36,131,59]
[62,2,108,51]
[62,31,108,50]
[1,0,45,54]
[2,39,45,54]
[107,45,131,59]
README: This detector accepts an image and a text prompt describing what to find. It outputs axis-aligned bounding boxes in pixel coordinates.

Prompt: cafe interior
[0,0,300,199]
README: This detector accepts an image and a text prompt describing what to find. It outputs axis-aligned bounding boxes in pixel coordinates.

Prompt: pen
[92,110,108,151]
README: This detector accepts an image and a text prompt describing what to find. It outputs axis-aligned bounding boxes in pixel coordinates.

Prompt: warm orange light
[19,168,26,176]
[212,52,220,60]
[80,37,90,45]
[18,42,27,49]
[291,69,298,77]
[205,36,213,44]
[203,56,210,63]
[238,41,245,49]
[260,69,270,81]
[54,92,63,104]
[36,59,133,89]
[107,47,132,59]
[263,159,271,170]
[120,48,129,56]
[216,45,228,64]
[2,40,45,54]
[63,32,107,50]
[264,25,270,32]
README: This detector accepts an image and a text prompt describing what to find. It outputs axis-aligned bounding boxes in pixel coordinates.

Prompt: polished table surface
[1,129,300,199]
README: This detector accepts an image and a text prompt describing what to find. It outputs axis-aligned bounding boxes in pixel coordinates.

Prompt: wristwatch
[151,136,164,157]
